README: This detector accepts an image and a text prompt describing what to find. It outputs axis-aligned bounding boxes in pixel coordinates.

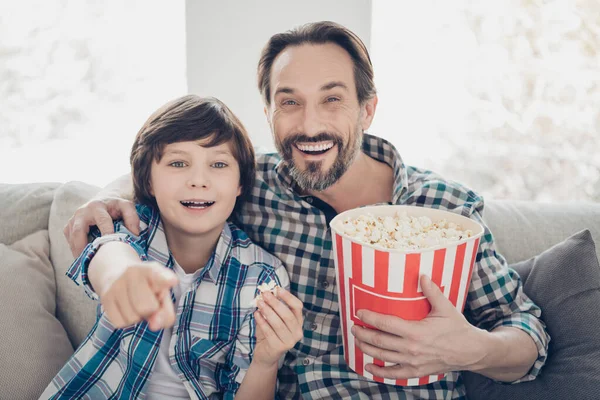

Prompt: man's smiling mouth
[295,141,334,156]
[180,200,215,209]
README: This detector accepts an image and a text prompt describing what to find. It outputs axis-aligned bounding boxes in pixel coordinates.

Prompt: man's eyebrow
[274,87,295,96]
[274,82,348,96]
[320,81,348,91]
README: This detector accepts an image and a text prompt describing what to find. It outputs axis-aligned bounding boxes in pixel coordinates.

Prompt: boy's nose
[187,169,210,188]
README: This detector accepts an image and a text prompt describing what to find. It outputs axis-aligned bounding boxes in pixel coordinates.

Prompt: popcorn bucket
[330,205,484,386]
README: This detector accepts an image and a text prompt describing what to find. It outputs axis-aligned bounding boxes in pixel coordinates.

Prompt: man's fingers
[120,202,141,235]
[356,309,412,337]
[93,207,115,236]
[365,360,443,380]
[352,324,404,352]
[68,220,90,257]
[420,275,453,314]
[354,337,405,364]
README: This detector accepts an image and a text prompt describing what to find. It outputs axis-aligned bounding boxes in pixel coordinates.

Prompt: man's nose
[299,102,327,136]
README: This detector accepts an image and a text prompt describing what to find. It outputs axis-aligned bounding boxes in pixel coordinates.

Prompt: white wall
[185,0,372,152]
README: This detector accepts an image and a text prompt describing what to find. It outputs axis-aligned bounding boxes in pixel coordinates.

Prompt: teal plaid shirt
[235,134,549,399]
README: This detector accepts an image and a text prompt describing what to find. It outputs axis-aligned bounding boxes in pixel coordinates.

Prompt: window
[370,1,599,202]
[0,0,186,186]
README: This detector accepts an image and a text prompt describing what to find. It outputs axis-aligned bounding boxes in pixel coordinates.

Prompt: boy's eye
[212,162,228,168]
[169,161,186,168]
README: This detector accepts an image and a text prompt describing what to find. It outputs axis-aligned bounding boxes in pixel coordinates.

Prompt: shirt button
[321,281,329,289]
[302,358,312,366]
[310,322,318,331]
[306,197,313,204]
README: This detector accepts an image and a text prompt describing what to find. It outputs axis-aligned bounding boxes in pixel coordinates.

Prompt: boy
[41,95,303,399]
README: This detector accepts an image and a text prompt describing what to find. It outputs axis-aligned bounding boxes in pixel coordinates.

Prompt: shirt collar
[274,133,408,203]
[145,208,232,284]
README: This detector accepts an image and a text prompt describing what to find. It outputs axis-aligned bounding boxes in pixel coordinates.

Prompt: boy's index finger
[147,266,178,293]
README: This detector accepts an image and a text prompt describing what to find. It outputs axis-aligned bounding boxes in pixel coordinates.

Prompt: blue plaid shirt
[42,204,289,400]
[235,133,550,399]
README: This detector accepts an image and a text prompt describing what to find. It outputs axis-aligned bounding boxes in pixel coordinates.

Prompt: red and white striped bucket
[330,205,484,386]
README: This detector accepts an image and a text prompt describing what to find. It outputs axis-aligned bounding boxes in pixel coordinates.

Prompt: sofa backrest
[484,200,600,264]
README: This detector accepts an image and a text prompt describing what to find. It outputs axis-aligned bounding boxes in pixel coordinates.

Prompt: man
[65,21,549,399]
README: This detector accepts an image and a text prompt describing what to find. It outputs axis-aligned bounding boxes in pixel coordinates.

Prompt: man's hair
[257,21,376,106]
[130,95,255,213]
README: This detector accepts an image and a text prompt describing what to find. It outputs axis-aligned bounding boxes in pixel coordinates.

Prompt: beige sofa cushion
[0,230,74,399]
[484,200,600,264]
[0,183,60,245]
[48,181,102,348]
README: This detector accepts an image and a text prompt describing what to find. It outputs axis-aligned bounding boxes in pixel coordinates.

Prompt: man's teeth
[296,142,334,152]
[180,201,215,208]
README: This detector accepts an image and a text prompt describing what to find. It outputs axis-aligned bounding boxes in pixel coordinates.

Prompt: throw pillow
[0,183,59,245]
[0,230,74,399]
[463,229,600,399]
[48,181,102,348]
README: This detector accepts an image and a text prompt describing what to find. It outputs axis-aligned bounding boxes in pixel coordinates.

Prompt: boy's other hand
[253,289,304,367]
[64,197,140,257]
[100,261,178,332]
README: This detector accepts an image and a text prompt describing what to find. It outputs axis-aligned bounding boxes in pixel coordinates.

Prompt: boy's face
[149,139,241,239]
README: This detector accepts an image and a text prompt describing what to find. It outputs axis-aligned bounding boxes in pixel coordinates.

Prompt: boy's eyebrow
[163,149,189,156]
[211,149,234,157]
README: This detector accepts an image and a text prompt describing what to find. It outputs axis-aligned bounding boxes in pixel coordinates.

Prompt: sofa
[1,181,599,399]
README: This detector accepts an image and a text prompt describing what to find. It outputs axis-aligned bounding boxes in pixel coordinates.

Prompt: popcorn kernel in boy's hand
[249,280,280,308]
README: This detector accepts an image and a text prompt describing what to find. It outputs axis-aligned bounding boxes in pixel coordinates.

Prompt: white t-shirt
[146,261,198,400]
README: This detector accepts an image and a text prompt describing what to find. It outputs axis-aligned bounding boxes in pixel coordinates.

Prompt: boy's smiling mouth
[180,200,215,209]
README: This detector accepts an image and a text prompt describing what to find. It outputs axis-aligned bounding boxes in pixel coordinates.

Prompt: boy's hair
[130,95,255,214]
[257,21,376,107]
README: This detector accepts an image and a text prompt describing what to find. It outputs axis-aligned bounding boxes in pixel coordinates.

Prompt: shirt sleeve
[66,220,147,301]
[463,197,550,383]
[220,260,290,398]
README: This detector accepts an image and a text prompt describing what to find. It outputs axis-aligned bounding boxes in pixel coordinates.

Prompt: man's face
[266,43,374,192]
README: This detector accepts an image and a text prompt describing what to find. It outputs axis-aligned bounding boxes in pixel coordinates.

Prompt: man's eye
[169,161,186,168]
[326,97,340,103]
[212,162,228,168]
[283,99,298,106]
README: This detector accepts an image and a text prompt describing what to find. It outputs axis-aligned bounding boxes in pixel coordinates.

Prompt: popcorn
[249,280,280,308]
[337,211,474,251]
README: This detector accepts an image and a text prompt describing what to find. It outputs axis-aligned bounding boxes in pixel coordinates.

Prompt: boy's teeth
[180,201,215,208]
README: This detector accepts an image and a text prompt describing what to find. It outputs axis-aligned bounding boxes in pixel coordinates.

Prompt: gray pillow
[0,230,74,399]
[463,229,600,399]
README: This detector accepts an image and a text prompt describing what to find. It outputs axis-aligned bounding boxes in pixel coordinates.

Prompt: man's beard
[275,126,363,192]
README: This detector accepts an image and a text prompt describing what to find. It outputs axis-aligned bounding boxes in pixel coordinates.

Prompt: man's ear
[237,185,242,197]
[264,106,271,125]
[360,95,378,131]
